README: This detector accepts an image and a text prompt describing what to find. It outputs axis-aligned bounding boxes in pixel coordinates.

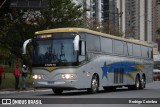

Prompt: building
[116,0,125,37]
[10,0,119,32]
[153,0,160,41]
[10,0,48,8]
[102,0,119,33]
[117,0,152,42]
[9,0,154,43]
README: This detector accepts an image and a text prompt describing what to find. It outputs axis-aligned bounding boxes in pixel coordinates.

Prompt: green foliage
[0,46,11,57]
[0,0,85,65]
[40,0,84,29]
[102,20,122,37]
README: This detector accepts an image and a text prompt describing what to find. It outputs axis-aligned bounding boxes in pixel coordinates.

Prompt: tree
[0,0,85,65]
[39,0,84,29]
[101,20,122,37]
[85,17,101,31]
[85,19,123,37]
[0,46,11,57]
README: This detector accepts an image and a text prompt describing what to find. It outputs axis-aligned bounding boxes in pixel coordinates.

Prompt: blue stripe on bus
[101,62,144,80]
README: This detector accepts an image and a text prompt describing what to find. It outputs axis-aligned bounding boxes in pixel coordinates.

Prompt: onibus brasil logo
[1,99,42,105]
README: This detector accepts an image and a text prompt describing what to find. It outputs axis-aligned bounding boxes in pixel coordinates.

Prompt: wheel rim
[141,77,145,88]
[136,77,140,89]
[141,79,144,88]
[91,78,98,92]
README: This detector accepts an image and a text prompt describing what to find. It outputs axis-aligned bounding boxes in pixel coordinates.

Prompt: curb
[0,89,51,94]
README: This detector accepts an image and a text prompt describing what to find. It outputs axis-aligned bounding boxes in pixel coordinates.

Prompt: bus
[23,28,153,94]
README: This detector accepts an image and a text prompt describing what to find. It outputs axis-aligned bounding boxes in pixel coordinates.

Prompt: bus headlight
[61,74,77,79]
[32,74,44,79]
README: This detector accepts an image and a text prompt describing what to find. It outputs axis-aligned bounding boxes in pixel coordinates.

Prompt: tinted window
[86,33,100,51]
[124,42,128,56]
[113,40,124,55]
[33,39,77,64]
[79,32,85,39]
[149,47,153,59]
[127,43,133,56]
[133,44,141,57]
[101,37,112,53]
[141,46,149,58]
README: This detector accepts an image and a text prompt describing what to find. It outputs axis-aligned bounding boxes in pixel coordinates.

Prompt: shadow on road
[35,87,145,97]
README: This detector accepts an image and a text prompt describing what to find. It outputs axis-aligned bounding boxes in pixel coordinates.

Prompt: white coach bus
[23,28,153,94]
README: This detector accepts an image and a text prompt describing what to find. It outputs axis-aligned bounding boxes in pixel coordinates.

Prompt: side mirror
[23,39,32,54]
[73,35,80,51]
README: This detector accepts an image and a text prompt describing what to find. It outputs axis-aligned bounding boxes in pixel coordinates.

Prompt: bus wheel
[140,75,146,89]
[87,75,99,94]
[52,89,63,95]
[134,75,140,90]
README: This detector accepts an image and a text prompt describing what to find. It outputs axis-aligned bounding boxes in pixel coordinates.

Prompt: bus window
[133,44,141,57]
[79,40,86,62]
[33,39,77,65]
[113,40,124,55]
[100,37,112,53]
[149,47,153,59]
[141,46,148,58]
[127,43,133,56]
[86,33,100,52]
[124,42,129,56]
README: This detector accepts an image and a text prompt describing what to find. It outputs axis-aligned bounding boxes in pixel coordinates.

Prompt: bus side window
[127,43,133,56]
[124,42,129,56]
[79,40,86,62]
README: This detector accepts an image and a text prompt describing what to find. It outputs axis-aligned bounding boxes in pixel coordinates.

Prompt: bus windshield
[33,39,77,66]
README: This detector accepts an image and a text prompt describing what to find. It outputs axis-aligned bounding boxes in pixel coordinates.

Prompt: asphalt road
[1,81,160,98]
[0,81,160,107]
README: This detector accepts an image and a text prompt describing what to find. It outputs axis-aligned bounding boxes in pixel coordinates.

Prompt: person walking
[0,65,4,89]
[21,65,28,90]
[13,64,20,90]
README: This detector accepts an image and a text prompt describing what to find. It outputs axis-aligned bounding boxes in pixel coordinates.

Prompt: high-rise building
[153,0,160,41]
[102,0,119,33]
[116,0,125,37]
[71,0,120,33]
[125,0,139,39]
[153,0,160,50]
[117,0,152,42]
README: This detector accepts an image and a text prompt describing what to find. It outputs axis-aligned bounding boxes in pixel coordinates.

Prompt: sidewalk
[0,88,33,94]
[0,88,51,94]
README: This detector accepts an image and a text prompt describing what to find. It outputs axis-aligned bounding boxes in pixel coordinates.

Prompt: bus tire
[134,75,141,90]
[140,75,146,89]
[52,89,63,95]
[87,74,99,94]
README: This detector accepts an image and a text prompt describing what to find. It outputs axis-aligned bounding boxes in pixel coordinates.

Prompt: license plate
[48,81,54,84]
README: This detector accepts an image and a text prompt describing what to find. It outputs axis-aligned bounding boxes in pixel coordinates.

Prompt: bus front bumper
[33,80,78,89]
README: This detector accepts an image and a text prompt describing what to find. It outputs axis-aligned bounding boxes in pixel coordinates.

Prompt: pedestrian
[21,65,28,90]
[13,64,20,90]
[0,65,4,89]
